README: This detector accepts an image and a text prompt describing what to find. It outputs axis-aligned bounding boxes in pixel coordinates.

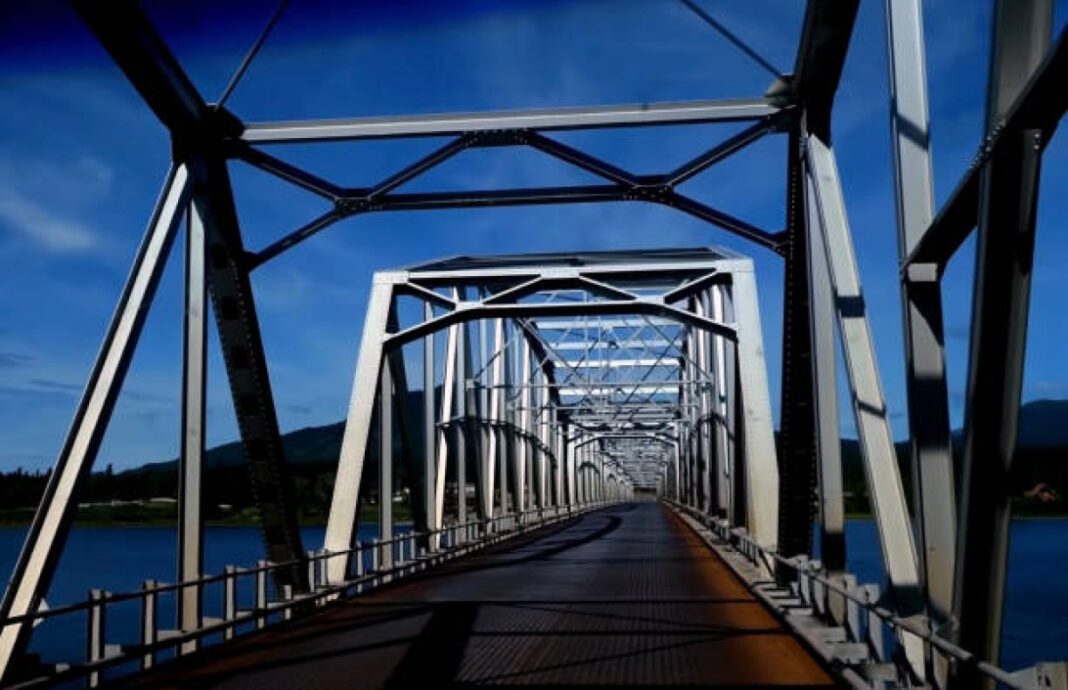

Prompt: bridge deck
[125,503,837,689]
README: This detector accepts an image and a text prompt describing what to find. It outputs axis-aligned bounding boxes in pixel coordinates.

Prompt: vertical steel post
[0,166,189,682]
[499,321,511,515]
[379,358,394,571]
[802,159,845,576]
[192,156,305,587]
[455,290,469,532]
[178,203,206,656]
[435,308,459,547]
[953,2,1051,687]
[423,303,436,550]
[778,128,821,562]
[884,0,956,679]
[711,287,732,518]
[517,339,531,515]
[731,268,780,552]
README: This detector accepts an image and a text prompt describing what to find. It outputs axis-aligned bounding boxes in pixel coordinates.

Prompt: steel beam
[423,303,436,550]
[953,2,1052,687]
[455,288,470,529]
[379,358,394,572]
[802,151,844,575]
[70,0,210,135]
[323,280,393,583]
[241,98,780,143]
[776,129,820,563]
[178,198,207,654]
[792,0,861,143]
[730,269,780,552]
[883,0,955,670]
[805,134,924,677]
[0,166,190,682]
[191,156,305,587]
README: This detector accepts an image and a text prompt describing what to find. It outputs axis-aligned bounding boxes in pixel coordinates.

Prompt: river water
[0,518,1063,676]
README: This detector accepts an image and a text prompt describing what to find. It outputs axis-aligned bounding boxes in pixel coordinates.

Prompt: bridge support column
[952,2,1051,687]
[379,358,394,572]
[884,1,956,681]
[178,194,207,654]
[730,267,779,553]
[424,303,438,551]
[455,298,471,534]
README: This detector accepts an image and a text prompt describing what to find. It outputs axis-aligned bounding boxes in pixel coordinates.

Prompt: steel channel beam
[379,358,394,572]
[240,98,780,143]
[776,128,821,564]
[0,166,190,682]
[802,144,845,577]
[178,197,207,654]
[434,309,459,547]
[323,280,393,583]
[952,2,1052,687]
[455,287,470,529]
[730,269,780,553]
[883,0,955,671]
[423,303,436,550]
[805,134,924,677]
[191,156,306,588]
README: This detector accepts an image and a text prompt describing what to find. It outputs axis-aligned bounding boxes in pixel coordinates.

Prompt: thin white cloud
[0,185,99,252]
[0,154,112,253]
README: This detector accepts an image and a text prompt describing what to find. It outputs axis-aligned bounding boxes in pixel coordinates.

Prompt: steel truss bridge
[1,0,1066,688]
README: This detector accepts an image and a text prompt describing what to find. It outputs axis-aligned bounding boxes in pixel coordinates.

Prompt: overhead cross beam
[244,117,788,267]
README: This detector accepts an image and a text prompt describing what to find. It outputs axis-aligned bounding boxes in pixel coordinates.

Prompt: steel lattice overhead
[1,0,1066,688]
[320,246,780,579]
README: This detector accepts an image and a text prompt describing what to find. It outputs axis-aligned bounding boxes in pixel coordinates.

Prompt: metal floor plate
[120,503,839,689]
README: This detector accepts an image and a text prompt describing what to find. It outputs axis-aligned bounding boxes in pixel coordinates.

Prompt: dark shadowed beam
[952,2,1053,687]
[791,0,861,144]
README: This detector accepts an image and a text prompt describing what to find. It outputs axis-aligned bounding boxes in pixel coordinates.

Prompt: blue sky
[0,0,1066,472]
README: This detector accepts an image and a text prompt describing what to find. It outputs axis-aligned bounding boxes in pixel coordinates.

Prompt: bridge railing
[669,500,1062,690]
[3,502,615,689]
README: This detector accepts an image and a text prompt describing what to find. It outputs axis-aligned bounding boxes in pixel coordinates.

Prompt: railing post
[281,585,293,621]
[223,566,237,641]
[864,584,887,663]
[86,589,107,689]
[306,550,317,593]
[140,581,157,671]
[255,561,268,630]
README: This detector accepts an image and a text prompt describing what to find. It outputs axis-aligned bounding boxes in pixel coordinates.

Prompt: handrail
[2,501,620,688]
[667,500,1031,690]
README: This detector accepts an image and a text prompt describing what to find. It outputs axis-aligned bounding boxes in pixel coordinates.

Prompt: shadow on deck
[120,503,839,689]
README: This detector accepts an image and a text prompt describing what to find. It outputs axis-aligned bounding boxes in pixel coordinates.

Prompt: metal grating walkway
[123,503,838,689]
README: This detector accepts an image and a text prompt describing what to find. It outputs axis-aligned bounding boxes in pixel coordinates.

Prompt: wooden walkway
[123,503,838,689]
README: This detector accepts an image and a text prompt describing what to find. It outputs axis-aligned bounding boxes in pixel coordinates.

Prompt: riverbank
[0,502,415,527]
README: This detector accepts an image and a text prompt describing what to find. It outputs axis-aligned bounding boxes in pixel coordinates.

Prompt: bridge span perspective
[0,0,1066,689]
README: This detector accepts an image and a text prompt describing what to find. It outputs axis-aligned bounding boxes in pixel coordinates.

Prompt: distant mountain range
[1,398,1065,517]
